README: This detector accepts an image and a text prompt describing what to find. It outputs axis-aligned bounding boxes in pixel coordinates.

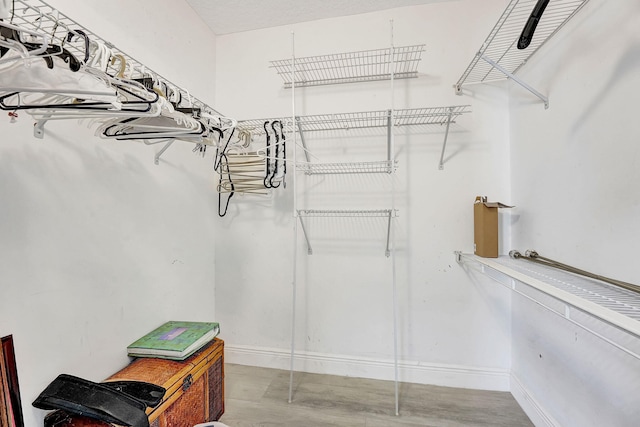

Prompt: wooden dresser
[44,338,224,427]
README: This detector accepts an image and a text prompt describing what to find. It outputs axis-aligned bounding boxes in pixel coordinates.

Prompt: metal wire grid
[455,0,590,90]
[235,118,294,136]
[498,256,640,322]
[270,45,425,88]
[237,106,470,136]
[297,209,395,218]
[4,0,220,114]
[297,160,396,175]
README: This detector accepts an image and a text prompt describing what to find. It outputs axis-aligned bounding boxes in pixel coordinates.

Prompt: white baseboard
[224,344,510,391]
[510,373,560,427]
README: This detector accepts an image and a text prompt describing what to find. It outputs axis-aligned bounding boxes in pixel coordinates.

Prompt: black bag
[33,374,166,427]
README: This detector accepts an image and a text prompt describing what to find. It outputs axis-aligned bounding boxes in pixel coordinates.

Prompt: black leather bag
[33,374,166,427]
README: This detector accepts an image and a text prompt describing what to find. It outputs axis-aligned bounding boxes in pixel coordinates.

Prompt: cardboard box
[473,196,513,258]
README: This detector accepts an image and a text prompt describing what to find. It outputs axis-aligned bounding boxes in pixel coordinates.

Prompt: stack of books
[127,321,220,361]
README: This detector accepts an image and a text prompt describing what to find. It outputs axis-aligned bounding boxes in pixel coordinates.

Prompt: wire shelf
[236,106,471,136]
[456,253,640,338]
[297,209,395,218]
[454,0,590,105]
[499,256,640,321]
[271,45,425,88]
[4,0,220,115]
[297,160,396,175]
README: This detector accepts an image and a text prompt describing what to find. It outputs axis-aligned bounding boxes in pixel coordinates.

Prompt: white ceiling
[186,0,454,35]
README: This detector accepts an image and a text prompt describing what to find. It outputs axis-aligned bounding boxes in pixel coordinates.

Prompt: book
[127,321,220,360]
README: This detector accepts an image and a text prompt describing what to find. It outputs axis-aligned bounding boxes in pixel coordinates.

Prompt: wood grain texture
[220,364,534,427]
[0,343,9,427]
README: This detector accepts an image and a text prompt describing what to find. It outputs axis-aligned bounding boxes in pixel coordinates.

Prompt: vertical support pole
[288,31,298,404]
[391,210,399,417]
[389,19,399,417]
[438,108,454,170]
[386,109,392,164]
[289,213,298,403]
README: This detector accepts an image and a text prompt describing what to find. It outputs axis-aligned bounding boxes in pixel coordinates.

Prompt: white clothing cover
[0,53,118,105]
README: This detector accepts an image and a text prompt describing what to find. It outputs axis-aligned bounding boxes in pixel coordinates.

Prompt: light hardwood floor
[218,364,534,427]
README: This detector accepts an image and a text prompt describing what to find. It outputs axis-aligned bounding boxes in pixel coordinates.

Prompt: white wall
[508,0,640,425]
[0,1,218,426]
[214,0,515,390]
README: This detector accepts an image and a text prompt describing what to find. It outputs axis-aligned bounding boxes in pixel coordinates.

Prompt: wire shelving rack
[3,0,222,163]
[236,106,471,172]
[456,252,640,360]
[270,45,425,88]
[454,0,591,108]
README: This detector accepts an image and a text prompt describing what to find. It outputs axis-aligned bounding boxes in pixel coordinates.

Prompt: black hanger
[268,121,282,188]
[66,29,90,64]
[101,118,207,140]
[0,23,83,71]
[277,120,286,188]
[0,79,159,112]
[214,128,236,217]
[518,0,550,50]
[263,121,274,188]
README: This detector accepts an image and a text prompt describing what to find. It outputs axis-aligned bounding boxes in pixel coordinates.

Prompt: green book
[127,321,220,360]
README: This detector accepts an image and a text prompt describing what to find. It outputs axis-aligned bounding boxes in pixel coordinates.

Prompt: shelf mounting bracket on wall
[154,140,175,165]
[454,0,591,109]
[297,215,313,255]
[438,107,455,169]
[33,115,51,139]
[481,55,549,109]
[385,209,393,258]
[295,117,311,163]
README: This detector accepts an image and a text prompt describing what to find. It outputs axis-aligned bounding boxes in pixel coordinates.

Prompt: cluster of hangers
[214,120,287,216]
[0,0,235,154]
[1,0,290,217]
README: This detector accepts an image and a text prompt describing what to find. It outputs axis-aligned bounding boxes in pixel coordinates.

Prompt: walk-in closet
[1,1,638,426]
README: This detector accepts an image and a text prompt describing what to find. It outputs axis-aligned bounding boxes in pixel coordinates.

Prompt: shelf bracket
[481,55,549,109]
[385,210,393,258]
[33,115,51,139]
[154,140,175,165]
[295,116,311,163]
[297,215,313,255]
[438,107,454,170]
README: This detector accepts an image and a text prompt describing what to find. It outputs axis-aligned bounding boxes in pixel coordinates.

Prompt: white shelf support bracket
[154,140,175,165]
[297,215,313,255]
[34,115,51,139]
[438,107,454,170]
[481,54,549,109]
[295,116,311,163]
[385,210,393,258]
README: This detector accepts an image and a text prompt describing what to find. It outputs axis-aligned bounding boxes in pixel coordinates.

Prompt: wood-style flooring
[218,364,534,427]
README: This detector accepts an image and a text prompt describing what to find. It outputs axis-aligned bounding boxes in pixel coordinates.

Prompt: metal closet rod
[510,250,640,295]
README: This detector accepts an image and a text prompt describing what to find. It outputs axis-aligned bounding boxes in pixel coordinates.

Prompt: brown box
[474,196,513,258]
[44,338,224,427]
